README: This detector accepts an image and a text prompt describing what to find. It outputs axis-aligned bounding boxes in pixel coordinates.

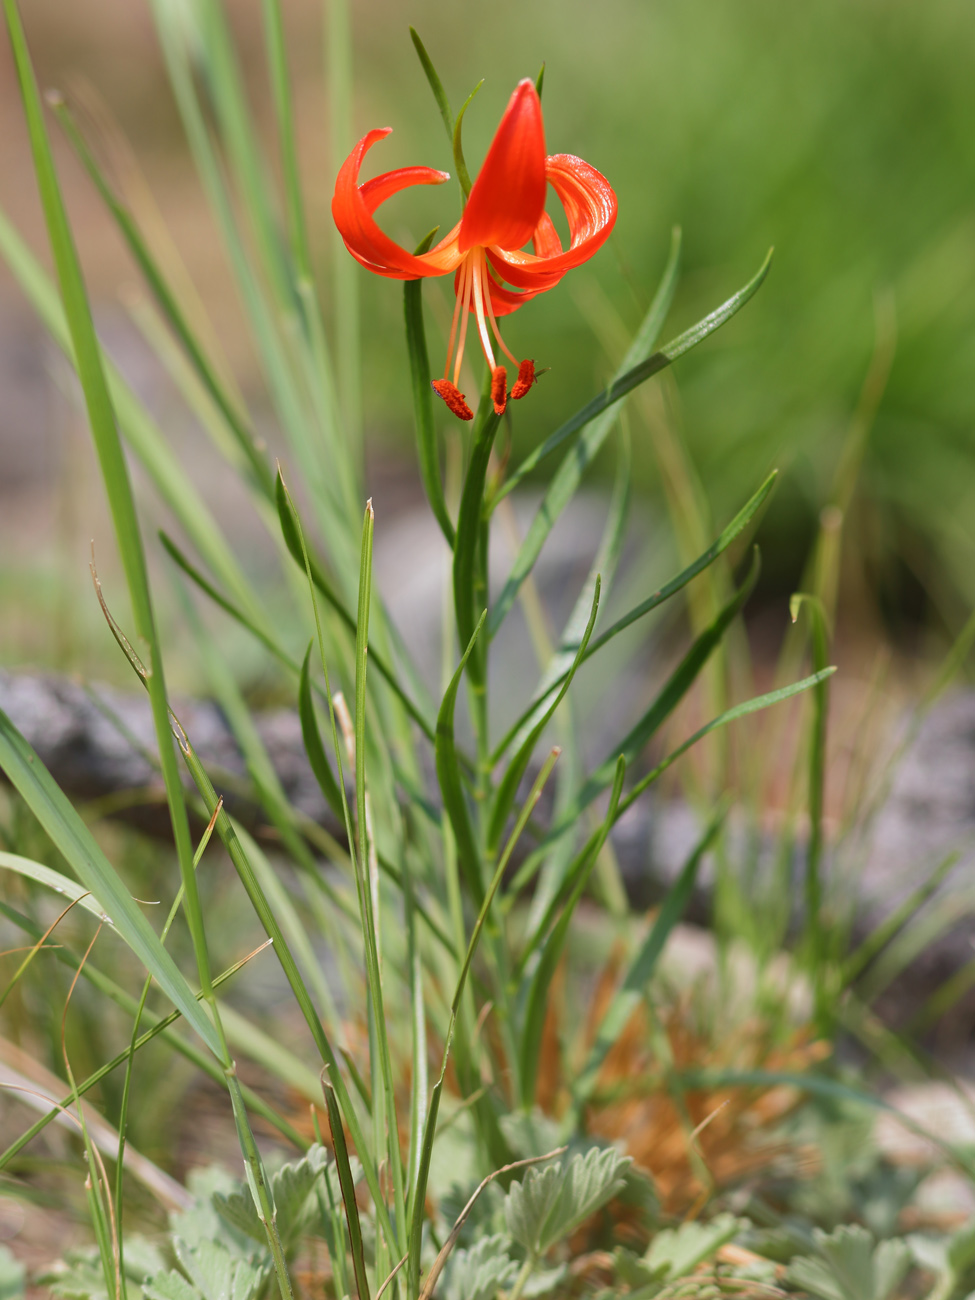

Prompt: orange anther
[432,379,474,421]
[491,366,508,416]
[511,358,537,400]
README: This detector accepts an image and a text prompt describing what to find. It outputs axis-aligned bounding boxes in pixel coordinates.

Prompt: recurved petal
[332,128,462,278]
[458,79,547,255]
[488,153,617,288]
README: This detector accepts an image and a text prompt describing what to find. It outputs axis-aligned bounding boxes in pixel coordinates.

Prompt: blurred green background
[1,0,974,670]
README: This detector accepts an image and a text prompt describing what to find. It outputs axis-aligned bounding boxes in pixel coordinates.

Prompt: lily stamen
[332,77,617,422]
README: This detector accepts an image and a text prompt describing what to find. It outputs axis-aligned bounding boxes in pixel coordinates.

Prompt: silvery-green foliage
[504,1146,630,1257]
[42,1238,166,1300]
[441,1234,519,1300]
[213,1143,331,1250]
[167,1238,270,1300]
[785,1224,911,1300]
[909,1219,975,1300]
[498,1111,562,1161]
[642,1213,741,1284]
[0,1248,24,1300]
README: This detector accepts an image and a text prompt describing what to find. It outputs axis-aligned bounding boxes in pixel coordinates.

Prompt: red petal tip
[432,379,474,421]
[491,366,508,416]
[511,359,537,400]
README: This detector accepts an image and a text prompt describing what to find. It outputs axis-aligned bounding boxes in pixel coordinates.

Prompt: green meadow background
[1,0,973,664]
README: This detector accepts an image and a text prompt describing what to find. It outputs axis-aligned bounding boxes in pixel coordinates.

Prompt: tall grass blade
[323,1073,371,1300]
[487,579,600,855]
[436,613,488,904]
[0,711,220,1057]
[518,757,625,1106]
[572,809,725,1111]
[405,273,456,547]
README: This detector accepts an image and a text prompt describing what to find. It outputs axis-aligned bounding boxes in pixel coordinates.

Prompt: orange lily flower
[332,79,617,420]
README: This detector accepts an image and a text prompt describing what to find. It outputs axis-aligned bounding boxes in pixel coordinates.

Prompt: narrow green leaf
[407,750,560,1300]
[572,809,725,1109]
[490,244,772,637]
[454,406,502,668]
[614,668,836,823]
[275,470,436,742]
[51,96,273,497]
[0,710,221,1057]
[452,80,483,199]
[557,548,760,833]
[0,906,306,1164]
[409,27,454,142]
[436,613,488,904]
[260,0,313,279]
[298,644,345,821]
[518,756,625,1106]
[405,276,455,547]
[323,1074,371,1300]
[487,577,600,855]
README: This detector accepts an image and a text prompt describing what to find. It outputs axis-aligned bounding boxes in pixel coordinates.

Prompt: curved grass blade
[0,925,304,1167]
[260,0,313,280]
[452,80,483,199]
[454,406,502,669]
[275,470,436,743]
[323,1071,371,1300]
[50,95,272,497]
[518,757,625,1107]
[409,27,454,142]
[571,808,725,1112]
[505,551,761,902]
[0,210,262,626]
[299,644,345,821]
[487,578,600,856]
[560,548,760,832]
[407,749,560,1300]
[492,471,777,763]
[489,246,772,638]
[614,668,836,823]
[437,613,488,904]
[0,711,221,1057]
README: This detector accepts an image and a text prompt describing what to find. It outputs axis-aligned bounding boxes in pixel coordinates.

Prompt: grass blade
[275,470,436,743]
[0,710,220,1057]
[518,757,625,1107]
[489,247,772,636]
[572,809,725,1111]
[407,749,560,1300]
[487,578,600,856]
[405,274,455,547]
[409,27,454,142]
[436,613,488,904]
[323,1072,371,1300]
